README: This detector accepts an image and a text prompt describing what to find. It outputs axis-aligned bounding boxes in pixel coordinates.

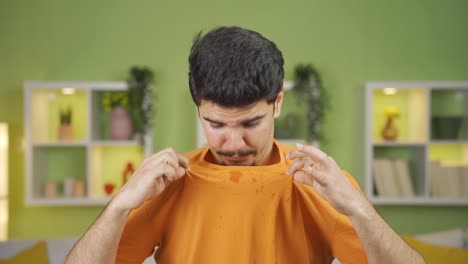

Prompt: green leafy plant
[292,63,330,144]
[59,106,72,125]
[101,91,129,112]
[127,66,154,136]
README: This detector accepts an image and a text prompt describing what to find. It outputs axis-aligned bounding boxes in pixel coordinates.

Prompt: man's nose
[223,129,246,151]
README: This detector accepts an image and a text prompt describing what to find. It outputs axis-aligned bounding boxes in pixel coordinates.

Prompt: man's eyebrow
[240,114,266,125]
[202,114,266,125]
[203,116,224,124]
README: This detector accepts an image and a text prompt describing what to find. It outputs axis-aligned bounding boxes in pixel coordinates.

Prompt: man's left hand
[286,143,368,217]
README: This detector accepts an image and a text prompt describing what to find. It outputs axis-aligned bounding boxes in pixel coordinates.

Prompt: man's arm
[287,144,424,264]
[349,198,424,263]
[66,148,189,264]
[66,200,130,264]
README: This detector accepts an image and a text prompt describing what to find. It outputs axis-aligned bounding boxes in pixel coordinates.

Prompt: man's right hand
[110,147,190,213]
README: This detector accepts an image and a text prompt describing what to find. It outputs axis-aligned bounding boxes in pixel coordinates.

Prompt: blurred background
[0,0,467,247]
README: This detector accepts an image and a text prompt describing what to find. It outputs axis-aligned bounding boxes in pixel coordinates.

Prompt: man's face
[198,91,283,166]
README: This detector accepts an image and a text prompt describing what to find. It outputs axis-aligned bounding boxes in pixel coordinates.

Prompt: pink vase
[109,107,133,140]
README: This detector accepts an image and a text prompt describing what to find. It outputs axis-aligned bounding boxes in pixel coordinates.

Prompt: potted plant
[101,91,133,140]
[57,106,73,140]
[127,66,154,143]
[292,63,330,145]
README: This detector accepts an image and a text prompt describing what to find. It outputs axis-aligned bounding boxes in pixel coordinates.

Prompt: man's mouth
[224,155,249,162]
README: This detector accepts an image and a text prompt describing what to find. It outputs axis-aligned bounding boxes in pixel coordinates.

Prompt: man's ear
[273,87,285,118]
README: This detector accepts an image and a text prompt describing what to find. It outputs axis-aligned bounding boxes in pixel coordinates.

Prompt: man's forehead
[199,99,270,110]
[198,100,271,121]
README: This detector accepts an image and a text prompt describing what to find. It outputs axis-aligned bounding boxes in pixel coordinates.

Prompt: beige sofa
[0,237,158,263]
[0,237,78,264]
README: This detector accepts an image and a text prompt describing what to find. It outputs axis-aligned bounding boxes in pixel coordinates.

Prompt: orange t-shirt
[117,142,367,263]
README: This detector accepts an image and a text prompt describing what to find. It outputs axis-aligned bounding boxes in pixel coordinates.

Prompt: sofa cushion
[0,241,48,264]
[47,237,79,264]
[404,236,468,264]
[414,228,465,249]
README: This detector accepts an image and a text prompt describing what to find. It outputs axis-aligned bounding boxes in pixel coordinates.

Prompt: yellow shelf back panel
[90,145,144,198]
[430,144,468,165]
[31,88,88,142]
[372,88,428,142]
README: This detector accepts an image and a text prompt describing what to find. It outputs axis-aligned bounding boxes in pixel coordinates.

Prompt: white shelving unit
[365,81,468,205]
[24,81,152,206]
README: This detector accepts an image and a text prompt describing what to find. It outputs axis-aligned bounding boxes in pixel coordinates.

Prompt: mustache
[216,149,256,157]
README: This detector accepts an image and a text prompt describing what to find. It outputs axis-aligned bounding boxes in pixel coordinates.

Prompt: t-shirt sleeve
[331,171,368,264]
[116,201,160,264]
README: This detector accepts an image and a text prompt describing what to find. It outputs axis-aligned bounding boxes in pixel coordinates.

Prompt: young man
[67,26,424,263]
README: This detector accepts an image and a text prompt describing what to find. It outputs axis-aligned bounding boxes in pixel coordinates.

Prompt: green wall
[1,0,467,239]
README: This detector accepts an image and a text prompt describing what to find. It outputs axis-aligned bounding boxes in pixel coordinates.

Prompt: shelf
[90,145,143,199]
[366,82,468,206]
[430,140,468,145]
[26,197,111,206]
[32,141,88,147]
[370,197,468,206]
[91,140,141,146]
[373,141,426,147]
[24,81,152,206]
[371,88,428,143]
[29,88,88,142]
[31,146,87,200]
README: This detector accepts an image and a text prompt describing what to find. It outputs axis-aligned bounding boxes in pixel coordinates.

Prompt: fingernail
[306,165,312,173]
[296,143,304,149]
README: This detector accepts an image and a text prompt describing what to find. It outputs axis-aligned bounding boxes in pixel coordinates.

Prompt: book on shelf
[442,165,462,198]
[462,167,468,198]
[372,159,388,196]
[393,159,415,197]
[372,159,414,197]
[430,161,468,198]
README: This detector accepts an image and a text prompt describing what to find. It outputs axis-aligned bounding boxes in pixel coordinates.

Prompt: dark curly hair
[188,26,284,108]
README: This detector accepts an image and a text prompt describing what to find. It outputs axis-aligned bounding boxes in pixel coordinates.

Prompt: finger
[288,143,329,164]
[155,150,189,171]
[142,148,178,167]
[293,170,314,186]
[153,176,166,196]
[305,165,327,185]
[161,165,177,181]
[176,153,190,170]
[286,157,315,175]
[174,166,186,180]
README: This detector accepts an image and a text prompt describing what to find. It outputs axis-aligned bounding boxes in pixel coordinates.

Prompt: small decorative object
[57,106,73,140]
[64,178,75,197]
[104,182,115,196]
[382,106,400,140]
[122,162,135,186]
[102,91,133,140]
[127,66,154,144]
[109,106,133,140]
[44,180,57,198]
[73,179,86,197]
[292,63,330,145]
